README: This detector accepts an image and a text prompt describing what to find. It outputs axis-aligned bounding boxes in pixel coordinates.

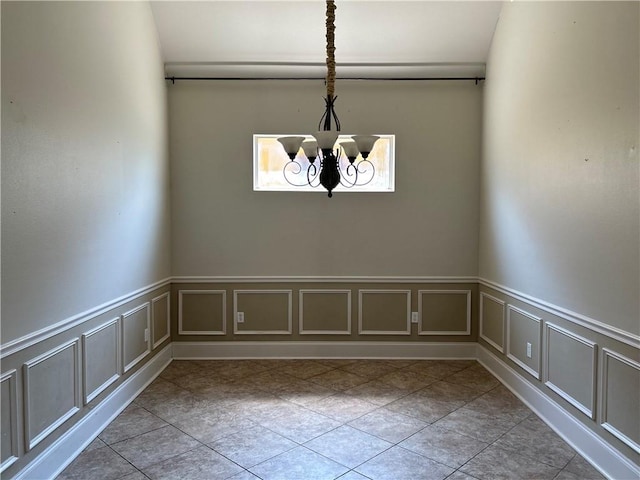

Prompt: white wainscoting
[121,303,151,373]
[82,318,120,404]
[299,289,352,335]
[479,291,505,353]
[544,322,597,420]
[178,290,226,335]
[233,290,293,335]
[151,292,171,347]
[418,289,471,335]
[600,348,640,454]
[506,305,542,380]
[358,289,411,335]
[23,339,81,451]
[1,369,19,472]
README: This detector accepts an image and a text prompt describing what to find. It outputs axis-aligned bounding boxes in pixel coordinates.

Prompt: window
[253,134,395,193]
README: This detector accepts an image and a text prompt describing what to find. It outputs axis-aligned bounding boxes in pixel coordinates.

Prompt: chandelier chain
[326,0,336,98]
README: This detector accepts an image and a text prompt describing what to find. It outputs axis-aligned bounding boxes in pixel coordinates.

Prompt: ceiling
[150,1,503,78]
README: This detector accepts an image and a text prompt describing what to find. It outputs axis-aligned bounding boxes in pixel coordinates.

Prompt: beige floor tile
[305,393,380,422]
[348,408,427,444]
[308,369,370,391]
[460,445,560,480]
[445,365,500,392]
[433,407,517,443]
[415,380,483,404]
[304,425,393,469]
[493,416,575,468]
[399,424,489,468]
[56,360,605,480]
[249,446,349,480]
[385,393,459,423]
[355,445,454,480]
[339,361,400,379]
[173,409,256,444]
[142,445,243,480]
[343,379,413,406]
[561,455,606,479]
[208,425,297,468]
[110,425,201,470]
[255,405,342,443]
[377,369,437,391]
[405,360,469,379]
[99,404,168,445]
[56,445,136,480]
[275,360,336,379]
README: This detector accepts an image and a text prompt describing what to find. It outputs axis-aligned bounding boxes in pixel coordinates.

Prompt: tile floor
[58,359,606,480]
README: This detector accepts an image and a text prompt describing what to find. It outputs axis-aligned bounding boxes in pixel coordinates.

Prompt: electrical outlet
[411,312,419,324]
[237,312,245,324]
[526,342,532,358]
[144,328,149,342]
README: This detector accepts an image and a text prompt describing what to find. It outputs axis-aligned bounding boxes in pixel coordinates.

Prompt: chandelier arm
[353,159,376,187]
[307,163,320,186]
[339,164,358,188]
[283,160,315,187]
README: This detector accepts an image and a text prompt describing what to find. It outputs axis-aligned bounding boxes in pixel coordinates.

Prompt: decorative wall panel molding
[479,292,505,352]
[418,289,471,335]
[23,339,80,451]
[233,290,293,334]
[479,278,639,348]
[299,289,351,335]
[178,290,226,335]
[81,318,120,404]
[600,348,640,454]
[358,290,411,335]
[1,278,171,359]
[544,323,597,419]
[506,305,542,380]
[1,369,19,472]
[121,303,151,373]
[151,292,171,347]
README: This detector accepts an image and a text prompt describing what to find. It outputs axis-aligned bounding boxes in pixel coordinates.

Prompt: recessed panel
[545,323,596,419]
[122,303,150,373]
[299,290,351,334]
[82,318,120,403]
[419,290,470,335]
[234,290,292,334]
[24,340,80,450]
[359,290,411,335]
[602,349,640,453]
[480,292,505,352]
[179,290,225,335]
[507,306,541,379]
[1,370,18,472]
[152,292,171,346]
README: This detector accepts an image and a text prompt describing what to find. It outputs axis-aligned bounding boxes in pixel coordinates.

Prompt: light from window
[253,134,395,193]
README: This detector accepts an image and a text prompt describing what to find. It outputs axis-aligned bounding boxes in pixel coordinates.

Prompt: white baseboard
[476,344,640,480]
[171,341,478,360]
[15,345,172,480]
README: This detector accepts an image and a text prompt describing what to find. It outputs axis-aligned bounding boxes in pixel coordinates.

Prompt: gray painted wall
[479,2,640,336]
[169,80,482,277]
[1,1,171,344]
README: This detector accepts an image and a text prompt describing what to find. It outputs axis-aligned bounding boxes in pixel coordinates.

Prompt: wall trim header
[479,278,639,348]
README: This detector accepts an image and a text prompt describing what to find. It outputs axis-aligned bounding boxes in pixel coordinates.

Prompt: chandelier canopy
[277,0,380,198]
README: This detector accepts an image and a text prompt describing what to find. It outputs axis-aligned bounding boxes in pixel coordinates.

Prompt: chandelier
[277,0,380,198]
